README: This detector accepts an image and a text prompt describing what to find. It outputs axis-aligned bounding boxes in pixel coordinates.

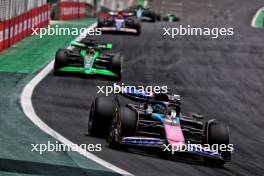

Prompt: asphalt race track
[32,0,264,175]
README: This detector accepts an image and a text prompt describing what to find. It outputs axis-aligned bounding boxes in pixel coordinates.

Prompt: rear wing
[70,40,112,50]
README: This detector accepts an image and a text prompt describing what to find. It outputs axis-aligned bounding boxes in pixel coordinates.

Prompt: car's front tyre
[119,107,137,136]
[203,120,230,166]
[88,97,116,137]
[53,49,68,75]
[110,54,123,80]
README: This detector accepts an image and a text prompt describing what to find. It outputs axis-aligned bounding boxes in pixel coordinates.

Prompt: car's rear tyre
[119,107,137,136]
[88,97,116,137]
[203,120,230,166]
[134,19,141,35]
[173,17,180,22]
[110,54,122,79]
[149,11,156,22]
[156,13,161,21]
[97,18,104,28]
[53,49,68,75]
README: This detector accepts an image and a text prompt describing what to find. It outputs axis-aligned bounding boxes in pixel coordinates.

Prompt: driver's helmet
[153,104,166,114]
[117,11,123,18]
[87,47,95,55]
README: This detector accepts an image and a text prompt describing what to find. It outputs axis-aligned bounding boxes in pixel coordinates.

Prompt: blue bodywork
[122,87,152,97]
[122,137,163,146]
[151,113,165,122]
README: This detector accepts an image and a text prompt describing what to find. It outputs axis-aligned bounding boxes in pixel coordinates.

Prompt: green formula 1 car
[53,39,123,79]
[163,14,180,22]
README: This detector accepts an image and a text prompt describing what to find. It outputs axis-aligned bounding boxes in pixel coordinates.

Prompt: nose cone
[164,123,185,148]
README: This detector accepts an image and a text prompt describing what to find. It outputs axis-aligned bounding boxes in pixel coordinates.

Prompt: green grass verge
[0,18,121,176]
[253,11,264,28]
[0,18,96,73]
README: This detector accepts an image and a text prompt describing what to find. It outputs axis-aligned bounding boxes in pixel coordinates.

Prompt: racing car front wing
[58,67,119,77]
[120,136,229,161]
[99,27,138,34]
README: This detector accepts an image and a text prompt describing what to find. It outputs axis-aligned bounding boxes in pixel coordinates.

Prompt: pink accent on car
[164,123,185,147]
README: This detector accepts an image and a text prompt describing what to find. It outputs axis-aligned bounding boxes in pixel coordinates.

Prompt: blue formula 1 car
[97,11,141,35]
[88,88,232,166]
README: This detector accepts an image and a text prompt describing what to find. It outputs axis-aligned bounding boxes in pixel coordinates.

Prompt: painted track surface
[32,0,264,175]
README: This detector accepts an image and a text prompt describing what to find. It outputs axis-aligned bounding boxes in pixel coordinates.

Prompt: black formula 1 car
[88,89,232,166]
[97,11,141,35]
[133,5,161,22]
[163,14,180,22]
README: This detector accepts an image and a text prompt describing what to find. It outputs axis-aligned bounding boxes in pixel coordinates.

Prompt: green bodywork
[163,14,179,22]
[57,40,118,77]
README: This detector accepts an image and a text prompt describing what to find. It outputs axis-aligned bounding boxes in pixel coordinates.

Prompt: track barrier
[0,4,50,52]
[0,21,3,51]
[58,1,86,20]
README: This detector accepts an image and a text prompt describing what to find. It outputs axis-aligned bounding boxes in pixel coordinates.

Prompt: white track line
[251,7,264,28]
[20,22,133,176]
